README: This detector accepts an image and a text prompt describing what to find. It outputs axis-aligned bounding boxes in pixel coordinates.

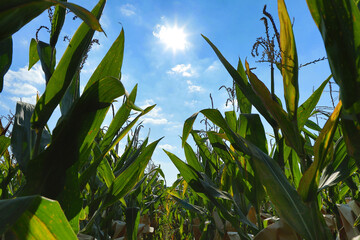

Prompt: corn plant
[0,0,161,238]
[167,0,360,239]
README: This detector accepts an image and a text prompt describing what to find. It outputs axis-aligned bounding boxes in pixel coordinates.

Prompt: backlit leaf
[0,0,103,41]
[31,0,106,131]
[298,101,342,202]
[0,195,76,239]
[278,0,299,119]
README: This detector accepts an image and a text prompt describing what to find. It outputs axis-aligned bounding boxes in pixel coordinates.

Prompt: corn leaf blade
[0,0,102,40]
[103,138,161,208]
[0,36,12,93]
[0,195,76,239]
[31,0,105,130]
[278,0,299,119]
[202,35,276,128]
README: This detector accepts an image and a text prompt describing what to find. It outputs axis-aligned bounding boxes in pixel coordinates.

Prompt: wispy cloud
[0,101,10,111]
[120,4,136,16]
[10,96,37,105]
[5,64,45,85]
[7,83,38,96]
[4,64,45,104]
[140,99,169,125]
[167,64,195,77]
[187,80,204,93]
[184,100,199,108]
[159,144,177,151]
[206,60,220,72]
[142,118,168,125]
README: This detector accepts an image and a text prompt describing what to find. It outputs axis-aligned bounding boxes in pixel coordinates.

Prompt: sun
[155,24,188,53]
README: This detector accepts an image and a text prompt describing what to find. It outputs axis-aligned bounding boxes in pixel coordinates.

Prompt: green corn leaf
[125,207,140,240]
[102,138,161,208]
[84,28,125,91]
[0,36,12,92]
[31,0,106,131]
[191,131,218,175]
[306,0,360,161]
[297,75,331,129]
[0,0,103,41]
[59,71,80,116]
[99,84,137,154]
[283,141,303,188]
[165,149,255,237]
[298,101,342,202]
[206,132,234,172]
[56,164,82,233]
[182,112,199,147]
[77,29,126,165]
[113,138,149,177]
[50,2,67,47]
[165,150,205,194]
[239,113,268,154]
[236,59,252,114]
[224,111,238,135]
[278,0,299,120]
[0,136,10,157]
[169,192,207,215]
[306,0,360,117]
[184,141,204,172]
[195,108,331,239]
[305,119,322,132]
[238,113,267,209]
[22,76,125,198]
[245,61,304,158]
[202,35,276,128]
[28,38,39,70]
[319,137,357,190]
[0,195,76,239]
[93,144,115,188]
[37,41,56,83]
[342,118,360,161]
[79,108,148,189]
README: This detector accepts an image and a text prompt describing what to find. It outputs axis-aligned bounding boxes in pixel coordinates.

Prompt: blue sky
[0,0,335,185]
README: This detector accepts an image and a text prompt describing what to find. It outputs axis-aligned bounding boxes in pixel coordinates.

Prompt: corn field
[0,0,360,239]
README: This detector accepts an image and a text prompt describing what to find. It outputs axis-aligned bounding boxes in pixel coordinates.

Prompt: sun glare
[155,25,188,53]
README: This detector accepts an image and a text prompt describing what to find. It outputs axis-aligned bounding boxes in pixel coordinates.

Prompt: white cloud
[5,64,45,85]
[120,4,136,16]
[140,99,169,125]
[167,64,195,77]
[20,39,29,47]
[142,118,168,125]
[206,60,220,72]
[185,100,199,108]
[0,101,10,111]
[7,83,38,96]
[187,80,204,93]
[164,122,182,132]
[4,64,45,105]
[10,96,37,105]
[159,144,177,151]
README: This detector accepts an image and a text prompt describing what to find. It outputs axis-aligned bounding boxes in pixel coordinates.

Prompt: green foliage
[168,0,360,239]
[0,195,77,239]
[0,0,163,238]
[1,0,360,239]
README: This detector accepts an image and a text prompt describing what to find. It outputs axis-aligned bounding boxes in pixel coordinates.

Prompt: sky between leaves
[0,0,335,185]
